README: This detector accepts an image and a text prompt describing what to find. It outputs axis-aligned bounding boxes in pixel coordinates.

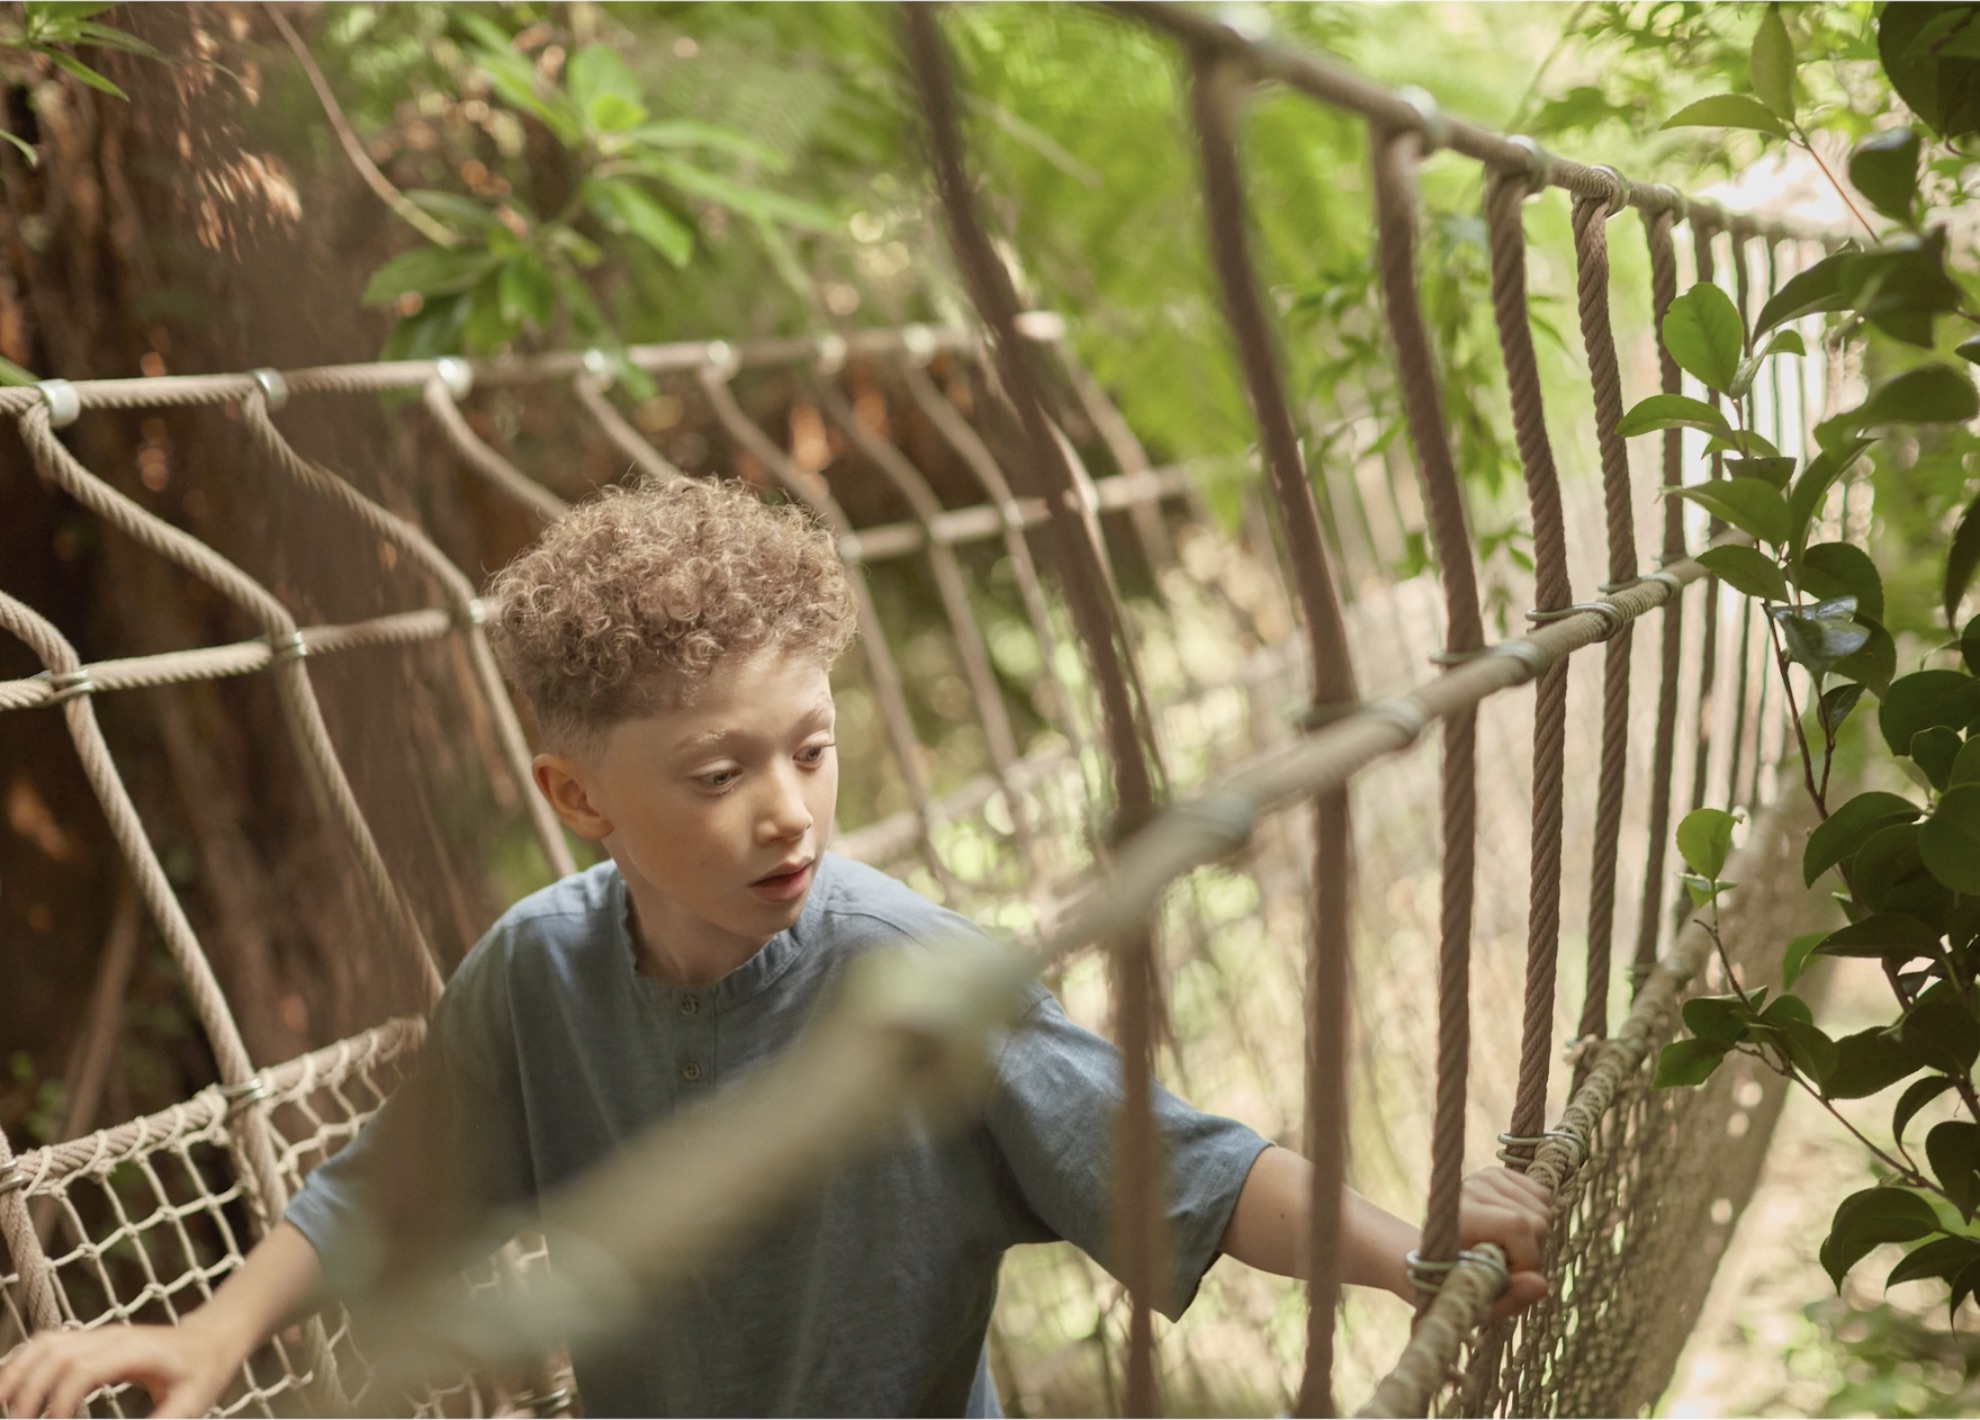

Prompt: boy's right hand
[0,1321,235,1419]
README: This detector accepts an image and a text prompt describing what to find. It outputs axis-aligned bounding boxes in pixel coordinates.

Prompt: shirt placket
[674,989,712,1090]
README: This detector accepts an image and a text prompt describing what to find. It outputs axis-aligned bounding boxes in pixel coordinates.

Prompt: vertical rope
[421,377,569,523]
[1188,55,1359,1416]
[1569,180,1637,1071]
[699,364,961,901]
[18,405,445,1004]
[1,1123,68,1335]
[1686,222,1725,820]
[1721,229,1761,810]
[901,14,1169,1414]
[239,393,577,882]
[572,372,687,484]
[1630,209,1688,993]
[1481,169,1573,1162]
[1369,125,1485,1295]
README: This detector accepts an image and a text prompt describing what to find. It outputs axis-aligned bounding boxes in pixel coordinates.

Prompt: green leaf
[1773,597,1872,675]
[1782,1019,1840,1084]
[1966,616,1980,677]
[1696,544,1789,602]
[1677,807,1737,880]
[628,154,836,233]
[1754,248,1856,339]
[402,190,499,234]
[1783,930,1827,990]
[1617,393,1736,443]
[1812,911,1942,959]
[1895,1076,1959,1149]
[1760,328,1807,359]
[584,178,694,267]
[1850,127,1923,225]
[1752,4,1797,119]
[1913,726,1964,790]
[1724,455,1797,490]
[1661,281,1746,394]
[43,47,125,98]
[1928,1120,1980,1217]
[69,19,165,61]
[1958,332,1980,366]
[1879,3,1980,141]
[496,255,556,329]
[1804,791,1923,886]
[1682,873,1729,908]
[1661,93,1790,138]
[1950,736,1980,787]
[1788,438,1875,555]
[615,121,786,171]
[1888,1233,1980,1289]
[1852,822,1933,917]
[1825,1028,1924,1099]
[1795,542,1884,622]
[1904,999,1980,1078]
[1669,477,1791,544]
[0,354,38,386]
[566,45,646,135]
[1921,784,1980,894]
[1850,364,1979,427]
[1653,1036,1731,1088]
[1946,492,1980,631]
[361,245,501,307]
[0,127,36,168]
[1881,671,1980,756]
[1821,1187,1942,1289]
[1839,236,1967,348]
[1683,995,1751,1045]
[1818,683,1866,737]
[1834,617,1897,695]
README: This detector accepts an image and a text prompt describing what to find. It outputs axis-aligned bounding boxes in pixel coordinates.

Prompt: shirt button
[678,996,699,1017]
[681,1060,703,1083]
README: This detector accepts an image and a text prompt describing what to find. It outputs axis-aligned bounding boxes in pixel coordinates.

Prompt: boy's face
[533,649,839,972]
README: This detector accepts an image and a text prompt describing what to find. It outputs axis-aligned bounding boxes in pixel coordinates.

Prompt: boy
[0,479,1549,1418]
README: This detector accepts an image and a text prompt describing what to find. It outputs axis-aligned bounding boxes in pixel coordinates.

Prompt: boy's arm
[1218,1145,1552,1319]
[0,1220,323,1420]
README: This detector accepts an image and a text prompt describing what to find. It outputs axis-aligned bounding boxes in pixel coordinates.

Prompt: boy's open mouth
[749,859,814,903]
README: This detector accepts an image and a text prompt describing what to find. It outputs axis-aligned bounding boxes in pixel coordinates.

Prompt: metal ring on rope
[219,1074,271,1116]
[816,333,850,377]
[36,666,96,705]
[1597,567,1685,597]
[703,340,743,383]
[1427,638,1550,684]
[511,1387,574,1415]
[249,368,290,411]
[0,1161,23,1198]
[434,356,474,400]
[901,324,938,367]
[1179,787,1262,854]
[1359,695,1432,747]
[581,348,613,386]
[1496,1126,1587,1169]
[1406,1247,1512,1298]
[1526,599,1628,641]
[268,630,310,664]
[1650,183,1687,223]
[1585,163,1628,213]
[36,379,80,430]
[1397,85,1450,152]
[1505,135,1552,197]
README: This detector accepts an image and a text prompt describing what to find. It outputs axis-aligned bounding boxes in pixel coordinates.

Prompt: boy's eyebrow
[674,694,835,754]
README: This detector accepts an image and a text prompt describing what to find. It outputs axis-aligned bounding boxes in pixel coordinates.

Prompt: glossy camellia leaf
[1928,1120,1980,1217]
[1669,477,1791,545]
[1912,726,1964,790]
[1617,393,1736,443]
[1811,911,1941,959]
[1754,247,1857,339]
[1723,455,1797,491]
[1652,1036,1731,1088]
[1760,328,1807,359]
[1803,791,1923,886]
[1661,281,1746,393]
[1880,671,1980,756]
[1751,4,1797,120]
[1795,542,1884,622]
[1902,998,1980,1077]
[1821,1186,1942,1289]
[1823,1027,1924,1100]
[1959,331,1980,366]
[1851,363,1979,427]
[1682,995,1750,1044]
[1894,1075,1958,1149]
[1818,683,1865,737]
[1788,438,1875,556]
[1696,545,1789,602]
[1833,616,1896,695]
[1950,736,1980,787]
[1887,1234,1980,1290]
[1966,615,1980,676]
[1782,930,1827,991]
[1946,491,1980,630]
[1879,3,1980,142]
[1772,597,1871,675]
[1921,784,1980,895]
[1849,127,1923,224]
[1676,806,1737,880]
[1839,240,1967,348]
[1661,93,1790,137]
[361,245,502,306]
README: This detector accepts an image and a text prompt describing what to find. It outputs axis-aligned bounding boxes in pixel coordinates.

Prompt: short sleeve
[984,990,1271,1320]
[283,938,533,1301]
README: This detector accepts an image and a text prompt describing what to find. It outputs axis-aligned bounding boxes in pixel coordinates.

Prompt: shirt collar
[612,855,834,1012]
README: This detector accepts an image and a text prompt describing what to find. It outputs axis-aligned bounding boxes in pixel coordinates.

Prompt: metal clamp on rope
[1428,639,1548,685]
[268,630,309,664]
[901,324,938,366]
[434,356,474,401]
[457,597,492,629]
[0,1161,24,1198]
[1359,696,1432,747]
[512,1387,574,1416]
[1406,1248,1511,1298]
[581,348,613,387]
[702,340,741,382]
[36,379,80,430]
[1597,567,1685,599]
[815,333,849,378]
[1397,86,1450,153]
[40,666,95,705]
[1181,788,1260,854]
[1505,135,1552,197]
[1650,183,1688,223]
[1496,1131,1548,1166]
[220,1074,270,1115]
[1585,163,1629,214]
[1526,600,1628,642]
[248,368,289,411]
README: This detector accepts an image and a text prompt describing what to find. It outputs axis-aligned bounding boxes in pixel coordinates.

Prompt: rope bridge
[0,4,1856,1414]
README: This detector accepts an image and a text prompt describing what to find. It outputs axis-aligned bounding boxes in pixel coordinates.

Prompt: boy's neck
[622,877,776,987]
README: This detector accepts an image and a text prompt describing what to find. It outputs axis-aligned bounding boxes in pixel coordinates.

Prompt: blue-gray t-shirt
[284,853,1270,1417]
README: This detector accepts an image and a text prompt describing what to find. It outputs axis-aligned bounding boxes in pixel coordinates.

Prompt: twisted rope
[571,372,686,484]
[421,377,569,524]
[1482,169,1572,1162]
[1569,185,1637,1067]
[1687,223,1726,819]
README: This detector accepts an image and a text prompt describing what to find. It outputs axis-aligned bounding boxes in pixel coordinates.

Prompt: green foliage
[0,3,162,170]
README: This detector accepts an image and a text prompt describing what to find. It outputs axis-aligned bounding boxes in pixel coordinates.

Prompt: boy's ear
[532,753,613,841]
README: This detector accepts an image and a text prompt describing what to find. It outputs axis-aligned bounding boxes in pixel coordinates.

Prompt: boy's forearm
[1218,1146,1416,1297]
[183,1221,327,1361]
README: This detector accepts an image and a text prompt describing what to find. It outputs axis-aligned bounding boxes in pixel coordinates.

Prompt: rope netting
[0,4,1866,1415]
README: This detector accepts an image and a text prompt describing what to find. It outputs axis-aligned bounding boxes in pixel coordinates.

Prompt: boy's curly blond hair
[486,478,857,747]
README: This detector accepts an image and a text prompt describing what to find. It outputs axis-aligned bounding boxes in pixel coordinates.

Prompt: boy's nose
[757,768,813,842]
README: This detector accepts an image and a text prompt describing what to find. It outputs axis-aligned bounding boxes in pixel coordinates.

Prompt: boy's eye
[697,767,739,789]
[797,741,835,765]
